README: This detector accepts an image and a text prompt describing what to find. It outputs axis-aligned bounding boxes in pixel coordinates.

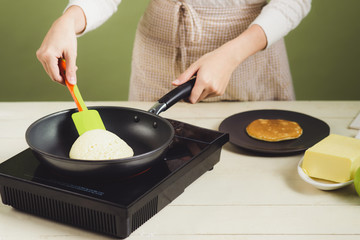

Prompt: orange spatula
[58,58,105,135]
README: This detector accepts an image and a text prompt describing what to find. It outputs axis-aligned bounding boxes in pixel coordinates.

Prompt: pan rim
[25,106,175,164]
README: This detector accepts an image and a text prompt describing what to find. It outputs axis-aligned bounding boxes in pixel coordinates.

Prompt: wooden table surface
[1,101,360,240]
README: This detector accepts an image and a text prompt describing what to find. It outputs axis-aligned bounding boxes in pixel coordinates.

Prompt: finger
[197,90,211,102]
[47,57,65,84]
[188,80,206,104]
[197,84,226,102]
[173,63,199,86]
[39,60,51,79]
[189,75,225,103]
[37,51,63,84]
[63,52,77,85]
[198,90,217,102]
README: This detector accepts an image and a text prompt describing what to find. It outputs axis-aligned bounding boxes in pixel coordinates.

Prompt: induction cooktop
[0,119,228,238]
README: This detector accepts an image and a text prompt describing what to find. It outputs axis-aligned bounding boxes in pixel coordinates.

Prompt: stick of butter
[302,134,360,183]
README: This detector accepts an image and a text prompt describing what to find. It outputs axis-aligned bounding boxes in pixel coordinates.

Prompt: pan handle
[149,75,196,115]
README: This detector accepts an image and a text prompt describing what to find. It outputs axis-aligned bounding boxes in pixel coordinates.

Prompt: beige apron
[129,0,295,101]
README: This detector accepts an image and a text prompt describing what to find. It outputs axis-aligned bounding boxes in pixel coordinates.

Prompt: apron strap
[178,1,202,43]
[173,1,202,73]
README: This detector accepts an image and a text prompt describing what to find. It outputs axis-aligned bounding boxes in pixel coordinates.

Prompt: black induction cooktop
[0,119,228,238]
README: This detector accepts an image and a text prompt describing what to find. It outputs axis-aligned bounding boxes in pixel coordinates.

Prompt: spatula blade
[72,110,106,135]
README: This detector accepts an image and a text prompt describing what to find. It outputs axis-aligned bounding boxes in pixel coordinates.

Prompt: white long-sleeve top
[66,0,311,47]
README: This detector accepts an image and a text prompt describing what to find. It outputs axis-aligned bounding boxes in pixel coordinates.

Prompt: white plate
[297,158,354,190]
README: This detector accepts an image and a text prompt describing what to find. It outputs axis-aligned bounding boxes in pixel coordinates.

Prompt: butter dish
[297,158,353,191]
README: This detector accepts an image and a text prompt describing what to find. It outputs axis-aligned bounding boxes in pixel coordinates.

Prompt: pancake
[246,119,303,142]
[69,129,134,160]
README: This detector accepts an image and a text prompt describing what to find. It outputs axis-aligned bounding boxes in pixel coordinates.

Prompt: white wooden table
[1,101,360,240]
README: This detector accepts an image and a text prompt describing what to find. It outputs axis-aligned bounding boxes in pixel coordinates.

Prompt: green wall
[286,1,360,100]
[1,0,359,101]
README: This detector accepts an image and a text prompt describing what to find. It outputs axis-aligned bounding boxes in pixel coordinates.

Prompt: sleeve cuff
[65,0,120,36]
[250,7,291,48]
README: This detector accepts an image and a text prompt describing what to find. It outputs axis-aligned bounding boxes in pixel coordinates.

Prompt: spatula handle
[58,58,87,112]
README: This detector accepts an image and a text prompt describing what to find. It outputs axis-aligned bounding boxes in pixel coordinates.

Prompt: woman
[36,0,311,103]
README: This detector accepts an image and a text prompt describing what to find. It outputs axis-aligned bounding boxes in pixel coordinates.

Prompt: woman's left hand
[172,43,239,103]
[172,24,267,103]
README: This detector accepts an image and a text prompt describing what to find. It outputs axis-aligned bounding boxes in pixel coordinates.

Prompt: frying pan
[26,78,196,178]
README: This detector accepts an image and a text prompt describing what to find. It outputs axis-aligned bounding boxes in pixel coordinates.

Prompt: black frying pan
[26,78,196,177]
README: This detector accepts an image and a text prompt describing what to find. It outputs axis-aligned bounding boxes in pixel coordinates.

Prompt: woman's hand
[173,43,239,103]
[36,6,86,85]
[173,24,267,103]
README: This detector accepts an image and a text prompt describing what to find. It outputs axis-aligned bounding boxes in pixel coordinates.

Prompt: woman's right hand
[36,6,86,85]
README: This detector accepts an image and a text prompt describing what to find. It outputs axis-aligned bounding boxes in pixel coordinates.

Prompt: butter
[302,134,360,183]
